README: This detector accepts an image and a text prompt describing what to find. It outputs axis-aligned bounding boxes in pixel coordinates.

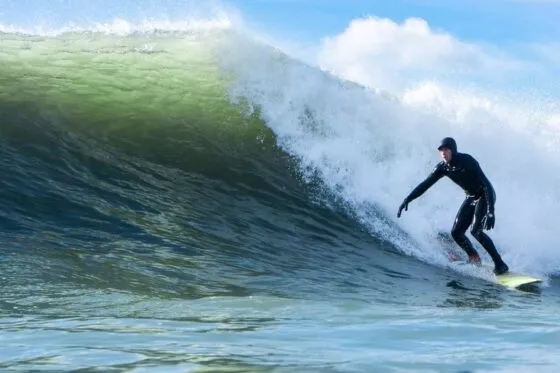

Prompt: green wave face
[0,30,299,193]
[0,29,387,306]
[0,29,404,254]
[1,30,268,140]
[0,28,334,246]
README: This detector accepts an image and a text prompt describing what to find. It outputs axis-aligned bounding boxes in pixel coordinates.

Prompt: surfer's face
[439,148,452,164]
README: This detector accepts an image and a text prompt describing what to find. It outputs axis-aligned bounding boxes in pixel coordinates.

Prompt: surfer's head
[437,137,456,164]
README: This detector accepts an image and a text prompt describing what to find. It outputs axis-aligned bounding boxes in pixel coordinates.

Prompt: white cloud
[316,16,531,93]
[313,14,560,152]
[321,17,466,68]
[531,43,560,65]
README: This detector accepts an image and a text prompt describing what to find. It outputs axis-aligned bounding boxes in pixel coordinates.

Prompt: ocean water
[1,15,560,373]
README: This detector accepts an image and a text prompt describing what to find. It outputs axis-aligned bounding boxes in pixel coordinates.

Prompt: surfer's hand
[482,211,495,230]
[397,199,409,218]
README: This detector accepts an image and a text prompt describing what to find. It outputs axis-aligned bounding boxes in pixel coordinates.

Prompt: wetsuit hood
[437,137,457,155]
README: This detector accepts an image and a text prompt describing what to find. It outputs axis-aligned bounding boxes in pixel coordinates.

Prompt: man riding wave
[397,137,509,275]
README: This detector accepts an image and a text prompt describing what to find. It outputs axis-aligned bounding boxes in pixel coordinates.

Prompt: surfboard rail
[450,259,543,290]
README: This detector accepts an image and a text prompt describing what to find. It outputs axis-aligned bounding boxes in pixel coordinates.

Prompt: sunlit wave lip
[0,16,234,37]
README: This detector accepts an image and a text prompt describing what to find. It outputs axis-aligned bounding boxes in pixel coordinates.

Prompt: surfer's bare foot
[447,251,460,261]
[494,262,509,275]
[468,254,481,265]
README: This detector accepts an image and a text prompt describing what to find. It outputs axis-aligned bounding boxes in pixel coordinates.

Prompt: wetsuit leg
[451,197,479,257]
[471,196,506,267]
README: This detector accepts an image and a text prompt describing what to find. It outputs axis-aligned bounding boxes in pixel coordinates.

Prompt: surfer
[396,137,509,275]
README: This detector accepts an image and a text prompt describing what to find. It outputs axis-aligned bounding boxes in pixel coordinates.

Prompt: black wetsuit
[402,150,508,271]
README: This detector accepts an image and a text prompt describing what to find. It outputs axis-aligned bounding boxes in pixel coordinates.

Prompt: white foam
[219,16,560,278]
[0,14,236,37]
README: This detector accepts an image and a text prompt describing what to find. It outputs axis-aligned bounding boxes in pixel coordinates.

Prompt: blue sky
[229,0,560,44]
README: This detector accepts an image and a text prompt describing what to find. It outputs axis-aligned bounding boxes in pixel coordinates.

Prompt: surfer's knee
[470,228,484,241]
[450,228,464,242]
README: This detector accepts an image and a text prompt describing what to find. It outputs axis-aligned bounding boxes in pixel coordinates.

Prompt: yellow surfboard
[494,271,543,289]
[451,260,543,290]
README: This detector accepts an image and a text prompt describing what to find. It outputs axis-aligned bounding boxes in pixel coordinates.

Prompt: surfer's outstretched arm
[397,164,444,217]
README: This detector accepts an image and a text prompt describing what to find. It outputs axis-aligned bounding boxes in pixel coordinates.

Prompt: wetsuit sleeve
[470,159,496,212]
[405,163,444,202]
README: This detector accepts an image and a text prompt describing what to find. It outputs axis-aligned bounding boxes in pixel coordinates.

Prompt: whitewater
[1,11,560,373]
